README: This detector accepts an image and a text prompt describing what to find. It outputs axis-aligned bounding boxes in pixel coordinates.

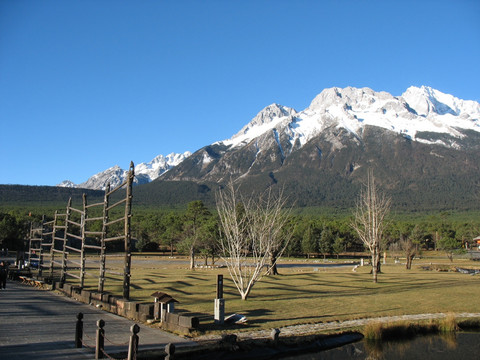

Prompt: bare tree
[216,181,291,300]
[352,170,391,283]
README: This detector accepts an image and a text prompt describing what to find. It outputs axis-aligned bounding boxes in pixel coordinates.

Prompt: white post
[214,298,225,324]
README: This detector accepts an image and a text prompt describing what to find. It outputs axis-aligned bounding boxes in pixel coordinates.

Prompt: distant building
[474,236,480,250]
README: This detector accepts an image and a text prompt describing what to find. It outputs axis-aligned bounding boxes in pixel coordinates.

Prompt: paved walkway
[0,281,195,359]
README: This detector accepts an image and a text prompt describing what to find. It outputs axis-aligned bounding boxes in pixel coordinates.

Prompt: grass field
[77,251,480,332]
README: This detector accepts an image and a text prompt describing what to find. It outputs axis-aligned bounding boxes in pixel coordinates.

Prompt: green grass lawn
[77,252,480,332]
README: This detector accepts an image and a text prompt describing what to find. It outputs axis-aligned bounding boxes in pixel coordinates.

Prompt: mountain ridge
[58,152,191,190]
[50,85,480,212]
[148,85,480,210]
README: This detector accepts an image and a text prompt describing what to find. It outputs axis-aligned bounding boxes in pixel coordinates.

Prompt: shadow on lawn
[194,308,276,332]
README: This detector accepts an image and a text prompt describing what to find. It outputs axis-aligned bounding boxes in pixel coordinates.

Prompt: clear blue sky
[1,0,479,186]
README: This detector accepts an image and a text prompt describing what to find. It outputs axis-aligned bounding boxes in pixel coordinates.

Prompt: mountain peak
[59,151,191,190]
[222,103,297,147]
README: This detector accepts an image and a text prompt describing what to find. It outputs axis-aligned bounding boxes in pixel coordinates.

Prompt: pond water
[282,332,480,359]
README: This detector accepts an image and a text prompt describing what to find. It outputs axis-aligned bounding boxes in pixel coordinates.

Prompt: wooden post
[27,222,33,264]
[49,211,58,280]
[95,319,105,360]
[38,215,45,277]
[127,324,140,360]
[75,312,83,348]
[98,183,110,294]
[123,162,134,300]
[80,194,87,288]
[60,198,72,286]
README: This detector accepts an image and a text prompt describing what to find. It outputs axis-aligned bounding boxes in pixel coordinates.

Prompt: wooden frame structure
[27,162,135,299]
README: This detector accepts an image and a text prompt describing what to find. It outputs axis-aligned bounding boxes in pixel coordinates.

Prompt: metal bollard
[95,319,105,360]
[75,312,84,348]
[165,343,175,360]
[127,324,140,360]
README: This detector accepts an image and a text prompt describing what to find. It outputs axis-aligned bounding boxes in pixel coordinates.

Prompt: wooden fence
[26,162,135,299]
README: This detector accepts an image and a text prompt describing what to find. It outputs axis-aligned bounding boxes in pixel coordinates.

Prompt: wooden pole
[80,194,87,288]
[95,319,105,360]
[50,211,58,280]
[27,222,33,264]
[127,324,140,360]
[60,198,72,286]
[123,162,134,300]
[98,183,110,294]
[38,215,45,277]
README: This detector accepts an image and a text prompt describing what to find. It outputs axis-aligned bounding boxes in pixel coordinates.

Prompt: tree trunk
[372,249,379,283]
[170,241,174,257]
[267,253,279,275]
[189,247,195,270]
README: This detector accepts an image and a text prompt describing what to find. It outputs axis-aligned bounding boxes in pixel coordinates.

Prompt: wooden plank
[66,232,82,240]
[68,207,84,214]
[84,244,102,250]
[105,216,126,227]
[84,217,103,222]
[83,271,99,278]
[85,202,104,209]
[65,272,81,279]
[106,198,127,211]
[67,259,82,266]
[67,219,82,227]
[106,181,127,196]
[84,231,103,235]
[65,245,81,253]
[104,235,125,242]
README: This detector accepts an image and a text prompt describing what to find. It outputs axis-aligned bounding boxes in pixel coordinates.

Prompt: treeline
[1,204,479,262]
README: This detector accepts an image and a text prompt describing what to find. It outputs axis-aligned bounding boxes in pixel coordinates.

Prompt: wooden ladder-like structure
[26,162,135,300]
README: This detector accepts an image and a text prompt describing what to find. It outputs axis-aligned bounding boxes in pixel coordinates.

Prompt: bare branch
[351,169,391,283]
[216,181,291,300]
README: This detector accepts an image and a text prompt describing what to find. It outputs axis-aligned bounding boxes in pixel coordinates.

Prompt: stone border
[53,281,199,334]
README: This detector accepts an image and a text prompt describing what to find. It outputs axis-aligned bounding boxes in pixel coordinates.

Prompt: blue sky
[1,0,479,186]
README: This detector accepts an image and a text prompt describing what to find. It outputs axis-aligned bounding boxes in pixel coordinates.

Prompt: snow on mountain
[222,104,297,147]
[57,180,76,188]
[58,86,479,191]
[134,152,191,181]
[219,86,480,150]
[58,152,191,190]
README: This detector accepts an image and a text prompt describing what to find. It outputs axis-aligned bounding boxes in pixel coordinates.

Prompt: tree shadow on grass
[164,286,192,295]
[185,275,210,282]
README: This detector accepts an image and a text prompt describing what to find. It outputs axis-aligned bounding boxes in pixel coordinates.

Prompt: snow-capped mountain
[58,152,191,190]
[221,86,480,150]
[155,86,480,209]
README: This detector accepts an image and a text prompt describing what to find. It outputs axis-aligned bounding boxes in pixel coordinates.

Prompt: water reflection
[282,332,480,359]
